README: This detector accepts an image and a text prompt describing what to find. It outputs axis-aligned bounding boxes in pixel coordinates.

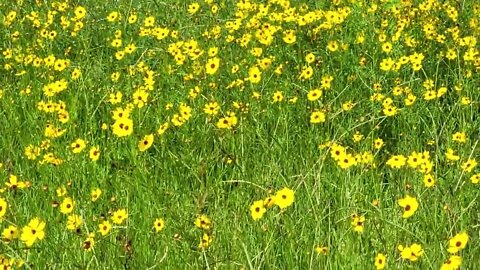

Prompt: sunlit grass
[0,0,479,269]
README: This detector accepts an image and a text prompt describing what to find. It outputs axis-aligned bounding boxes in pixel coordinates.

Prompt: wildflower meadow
[0,0,479,269]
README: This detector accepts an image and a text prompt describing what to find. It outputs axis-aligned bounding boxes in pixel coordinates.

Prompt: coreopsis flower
[437,87,447,98]
[460,96,471,105]
[91,188,102,202]
[6,174,27,190]
[89,146,100,161]
[272,91,284,103]
[315,246,328,254]
[71,139,86,154]
[398,195,419,218]
[445,148,460,161]
[327,40,339,52]
[158,122,169,135]
[123,11,135,22]
[373,138,384,149]
[0,198,7,220]
[109,91,123,104]
[112,117,134,137]
[423,174,435,187]
[307,89,322,101]
[440,255,462,270]
[374,253,386,269]
[461,159,477,172]
[383,105,398,116]
[195,215,211,230]
[282,30,296,44]
[299,66,314,80]
[398,243,423,261]
[424,90,437,100]
[470,173,480,184]
[132,89,148,108]
[154,218,165,232]
[452,132,467,143]
[337,153,356,169]
[60,197,75,215]
[353,131,363,142]
[125,43,137,54]
[98,221,112,236]
[71,68,81,80]
[448,232,468,254]
[66,214,82,231]
[380,58,395,71]
[250,200,266,221]
[274,187,294,209]
[216,113,238,129]
[205,57,220,75]
[83,233,95,252]
[351,214,365,233]
[144,16,155,27]
[74,6,87,20]
[24,145,41,160]
[56,186,67,197]
[310,111,326,124]
[203,102,220,115]
[20,218,46,247]
[263,196,275,208]
[2,225,19,241]
[381,42,393,53]
[404,93,417,106]
[248,66,262,83]
[342,101,354,111]
[187,2,200,14]
[107,11,120,22]
[305,53,315,63]
[320,75,333,89]
[407,152,422,168]
[138,134,154,152]
[112,209,128,224]
[198,233,212,250]
[386,155,407,169]
[111,72,120,82]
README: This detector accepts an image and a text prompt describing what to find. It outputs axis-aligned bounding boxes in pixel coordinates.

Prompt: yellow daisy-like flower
[310,111,326,124]
[274,187,295,209]
[440,255,462,270]
[205,57,220,75]
[398,195,419,218]
[374,253,386,269]
[98,220,112,236]
[71,139,86,154]
[112,209,128,224]
[60,197,75,215]
[194,215,212,230]
[250,200,266,221]
[138,134,154,152]
[399,243,423,261]
[89,146,100,161]
[0,198,7,219]
[154,218,165,232]
[447,232,469,254]
[20,218,46,247]
[307,89,322,101]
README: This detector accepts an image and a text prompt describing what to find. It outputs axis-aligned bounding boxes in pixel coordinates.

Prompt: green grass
[0,0,479,269]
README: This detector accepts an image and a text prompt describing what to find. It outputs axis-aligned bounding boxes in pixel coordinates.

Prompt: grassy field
[0,0,479,269]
